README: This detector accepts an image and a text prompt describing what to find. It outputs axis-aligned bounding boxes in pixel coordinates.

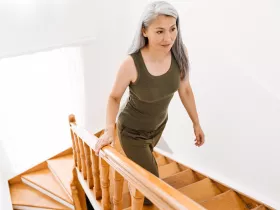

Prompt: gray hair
[128,1,189,80]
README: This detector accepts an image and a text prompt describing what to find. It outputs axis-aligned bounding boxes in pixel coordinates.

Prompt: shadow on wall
[156,136,173,154]
[0,140,14,179]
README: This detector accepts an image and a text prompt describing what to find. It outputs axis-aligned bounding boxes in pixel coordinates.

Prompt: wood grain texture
[200,190,248,210]
[47,154,74,199]
[159,162,181,179]
[10,183,70,209]
[178,178,221,203]
[163,169,198,189]
[22,168,73,204]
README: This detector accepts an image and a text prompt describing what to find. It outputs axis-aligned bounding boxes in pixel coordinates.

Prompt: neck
[143,45,170,63]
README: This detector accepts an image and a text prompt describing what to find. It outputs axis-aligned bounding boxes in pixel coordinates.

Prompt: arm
[95,56,136,155]
[178,76,200,127]
[105,56,135,137]
[178,46,205,147]
[178,46,200,127]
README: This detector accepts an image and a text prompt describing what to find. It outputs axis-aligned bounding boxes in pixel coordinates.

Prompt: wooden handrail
[69,114,206,210]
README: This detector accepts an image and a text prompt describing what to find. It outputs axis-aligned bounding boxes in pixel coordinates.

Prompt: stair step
[152,152,159,158]
[123,205,159,210]
[178,178,221,202]
[252,205,267,210]
[159,162,181,179]
[47,154,74,200]
[162,169,198,189]
[156,156,168,166]
[200,190,249,210]
[10,183,70,210]
[21,168,74,209]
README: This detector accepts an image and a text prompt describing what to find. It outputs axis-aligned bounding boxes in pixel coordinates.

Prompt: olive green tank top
[118,49,181,131]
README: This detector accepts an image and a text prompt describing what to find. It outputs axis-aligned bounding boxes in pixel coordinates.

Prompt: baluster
[74,133,82,171]
[83,143,93,189]
[91,150,102,199]
[70,130,78,167]
[71,167,87,210]
[100,158,111,210]
[113,170,124,210]
[129,184,144,210]
[77,136,87,179]
[68,115,78,167]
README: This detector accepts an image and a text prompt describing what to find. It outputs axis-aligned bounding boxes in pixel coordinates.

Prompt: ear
[142,27,147,37]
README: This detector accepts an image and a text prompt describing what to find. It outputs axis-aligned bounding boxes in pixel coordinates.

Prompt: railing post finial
[69,114,76,124]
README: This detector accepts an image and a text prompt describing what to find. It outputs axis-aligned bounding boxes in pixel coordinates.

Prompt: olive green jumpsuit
[117,49,181,204]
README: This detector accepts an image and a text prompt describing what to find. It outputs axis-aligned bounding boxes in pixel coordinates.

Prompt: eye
[171,27,176,32]
[157,31,163,34]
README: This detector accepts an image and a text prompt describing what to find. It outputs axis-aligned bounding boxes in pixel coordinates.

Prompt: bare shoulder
[119,55,137,83]
[109,55,137,101]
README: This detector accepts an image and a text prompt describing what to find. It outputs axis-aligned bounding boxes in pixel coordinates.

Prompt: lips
[162,44,170,47]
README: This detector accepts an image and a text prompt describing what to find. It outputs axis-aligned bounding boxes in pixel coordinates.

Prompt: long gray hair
[128,1,189,80]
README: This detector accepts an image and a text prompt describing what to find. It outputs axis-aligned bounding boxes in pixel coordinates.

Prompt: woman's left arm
[178,46,205,147]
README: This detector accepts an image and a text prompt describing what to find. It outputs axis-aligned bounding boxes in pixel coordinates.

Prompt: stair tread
[251,205,267,210]
[200,190,248,210]
[155,156,168,167]
[178,178,221,202]
[123,205,159,210]
[47,154,74,199]
[10,183,71,209]
[22,168,73,205]
[159,162,180,179]
[163,169,198,189]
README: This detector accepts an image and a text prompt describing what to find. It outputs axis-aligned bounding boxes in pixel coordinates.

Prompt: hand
[193,124,205,147]
[95,132,115,156]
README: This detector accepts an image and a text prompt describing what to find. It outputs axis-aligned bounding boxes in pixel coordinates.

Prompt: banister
[69,119,206,210]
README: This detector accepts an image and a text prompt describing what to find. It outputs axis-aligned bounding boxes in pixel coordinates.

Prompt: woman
[95,0,205,205]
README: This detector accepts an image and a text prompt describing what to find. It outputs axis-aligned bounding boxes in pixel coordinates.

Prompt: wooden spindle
[70,130,78,167]
[83,143,93,189]
[100,158,111,210]
[77,136,87,179]
[129,184,144,210]
[71,167,87,210]
[73,133,82,171]
[91,150,102,199]
[113,170,124,210]
[68,115,78,167]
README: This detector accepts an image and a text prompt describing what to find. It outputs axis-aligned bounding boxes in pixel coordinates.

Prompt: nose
[163,31,172,42]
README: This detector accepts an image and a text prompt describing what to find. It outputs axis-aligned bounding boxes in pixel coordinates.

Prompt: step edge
[21,170,73,204]
[163,168,193,180]
[200,189,235,204]
[160,161,177,168]
[13,205,62,210]
[47,162,73,202]
[21,177,74,210]
[178,177,213,191]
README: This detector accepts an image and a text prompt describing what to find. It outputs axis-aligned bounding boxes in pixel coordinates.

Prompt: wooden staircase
[9,149,76,210]
[7,115,275,210]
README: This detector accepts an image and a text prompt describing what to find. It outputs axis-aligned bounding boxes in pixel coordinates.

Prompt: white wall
[0,1,96,58]
[0,140,13,210]
[0,0,95,175]
[81,0,137,132]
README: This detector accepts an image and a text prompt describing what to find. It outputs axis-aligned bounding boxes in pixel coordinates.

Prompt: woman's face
[142,15,177,52]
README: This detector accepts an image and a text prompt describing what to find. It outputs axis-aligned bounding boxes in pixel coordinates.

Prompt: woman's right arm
[95,56,136,155]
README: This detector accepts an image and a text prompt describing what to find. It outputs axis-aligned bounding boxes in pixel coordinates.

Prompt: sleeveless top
[117,49,181,132]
